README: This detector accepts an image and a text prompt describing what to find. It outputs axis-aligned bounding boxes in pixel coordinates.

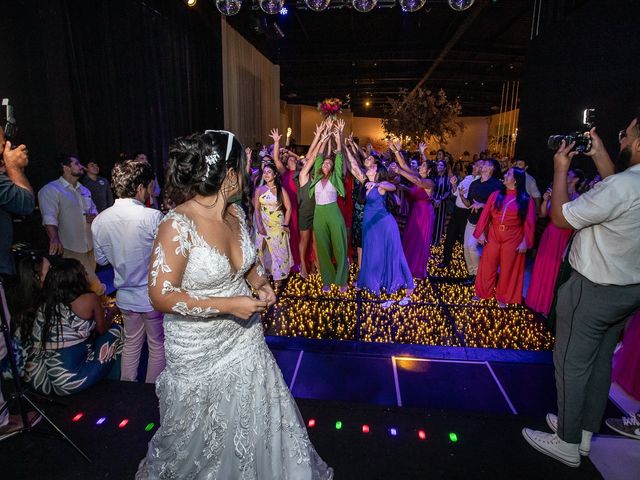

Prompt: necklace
[192,197,218,209]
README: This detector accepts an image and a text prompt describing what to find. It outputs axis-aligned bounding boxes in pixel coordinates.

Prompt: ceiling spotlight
[185,0,197,6]
[365,100,371,107]
[399,0,426,12]
[216,0,242,15]
[448,0,475,11]
[260,0,284,15]
[352,0,378,13]
[305,0,331,12]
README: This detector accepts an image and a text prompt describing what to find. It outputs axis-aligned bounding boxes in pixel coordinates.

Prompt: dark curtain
[61,0,224,180]
[515,0,639,189]
[1,0,224,247]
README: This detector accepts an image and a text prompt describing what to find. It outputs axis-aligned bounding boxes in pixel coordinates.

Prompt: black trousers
[442,206,470,264]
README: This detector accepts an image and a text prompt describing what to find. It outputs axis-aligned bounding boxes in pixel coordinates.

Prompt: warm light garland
[261,238,555,350]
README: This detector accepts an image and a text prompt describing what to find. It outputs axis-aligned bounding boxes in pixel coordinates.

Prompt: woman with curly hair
[136,130,332,479]
[22,258,121,395]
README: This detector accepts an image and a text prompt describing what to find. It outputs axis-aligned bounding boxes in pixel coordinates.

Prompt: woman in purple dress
[351,161,414,303]
[389,140,435,279]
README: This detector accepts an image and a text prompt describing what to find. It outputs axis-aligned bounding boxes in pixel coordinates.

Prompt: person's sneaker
[545,413,592,455]
[605,414,640,440]
[381,300,395,309]
[398,297,411,306]
[522,428,580,467]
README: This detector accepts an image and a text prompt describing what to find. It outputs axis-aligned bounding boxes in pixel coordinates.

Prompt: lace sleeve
[148,213,224,319]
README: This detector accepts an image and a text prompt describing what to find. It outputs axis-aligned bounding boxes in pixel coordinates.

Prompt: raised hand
[269,128,282,143]
[335,118,345,133]
[450,176,458,187]
[245,147,252,160]
[419,141,427,153]
[314,123,323,137]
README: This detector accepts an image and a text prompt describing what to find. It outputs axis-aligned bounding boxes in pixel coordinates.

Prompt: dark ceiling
[222,0,534,117]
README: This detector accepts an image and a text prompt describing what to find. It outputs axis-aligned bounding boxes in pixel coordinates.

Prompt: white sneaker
[522,428,580,467]
[545,413,592,456]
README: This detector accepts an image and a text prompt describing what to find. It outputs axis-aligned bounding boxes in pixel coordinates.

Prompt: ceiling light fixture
[399,0,426,13]
[305,0,331,12]
[185,0,197,6]
[448,0,475,11]
[216,0,242,15]
[352,0,378,13]
[260,0,285,14]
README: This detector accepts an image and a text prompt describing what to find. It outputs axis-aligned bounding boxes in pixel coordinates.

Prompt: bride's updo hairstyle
[167,130,250,206]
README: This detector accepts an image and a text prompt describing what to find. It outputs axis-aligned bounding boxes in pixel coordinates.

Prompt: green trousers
[313,203,348,287]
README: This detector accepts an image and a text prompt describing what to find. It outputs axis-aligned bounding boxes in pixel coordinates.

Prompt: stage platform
[2,339,637,479]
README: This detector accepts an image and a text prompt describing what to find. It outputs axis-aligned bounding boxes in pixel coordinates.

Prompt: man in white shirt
[441,159,481,269]
[523,112,640,467]
[38,154,105,295]
[513,158,542,212]
[92,159,165,383]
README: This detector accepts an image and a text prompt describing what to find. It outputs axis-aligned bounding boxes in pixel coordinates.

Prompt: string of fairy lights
[104,240,553,350]
[262,242,555,351]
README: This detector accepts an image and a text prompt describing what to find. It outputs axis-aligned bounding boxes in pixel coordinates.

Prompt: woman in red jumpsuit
[473,167,536,307]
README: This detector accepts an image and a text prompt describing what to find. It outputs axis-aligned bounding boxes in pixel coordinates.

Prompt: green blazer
[309,152,345,199]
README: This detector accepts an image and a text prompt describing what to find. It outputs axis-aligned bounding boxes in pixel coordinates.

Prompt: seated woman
[22,258,122,396]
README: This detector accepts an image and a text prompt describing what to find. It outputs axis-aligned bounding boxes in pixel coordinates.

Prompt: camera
[2,98,18,141]
[547,108,595,153]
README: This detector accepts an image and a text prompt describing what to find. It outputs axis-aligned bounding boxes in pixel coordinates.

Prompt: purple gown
[402,185,434,279]
[357,188,414,293]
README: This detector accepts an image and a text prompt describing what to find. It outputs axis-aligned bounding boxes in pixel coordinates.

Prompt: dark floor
[1,342,622,480]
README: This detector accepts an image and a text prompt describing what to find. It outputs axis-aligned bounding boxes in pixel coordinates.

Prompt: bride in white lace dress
[136,130,333,479]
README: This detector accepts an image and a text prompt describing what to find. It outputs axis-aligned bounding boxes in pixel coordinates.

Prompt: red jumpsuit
[473,190,536,304]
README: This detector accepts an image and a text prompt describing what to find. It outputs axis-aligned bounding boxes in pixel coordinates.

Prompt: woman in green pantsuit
[302,119,348,291]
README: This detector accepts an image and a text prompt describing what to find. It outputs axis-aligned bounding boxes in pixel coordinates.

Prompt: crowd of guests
[1,116,639,467]
[240,119,607,314]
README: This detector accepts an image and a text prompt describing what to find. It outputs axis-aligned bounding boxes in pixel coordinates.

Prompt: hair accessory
[202,130,236,180]
[202,152,220,180]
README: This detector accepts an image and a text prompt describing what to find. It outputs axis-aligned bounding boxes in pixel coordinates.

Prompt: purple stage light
[96,417,107,425]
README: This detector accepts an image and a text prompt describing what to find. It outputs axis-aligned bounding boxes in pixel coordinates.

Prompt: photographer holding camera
[523,110,640,467]
[0,107,35,438]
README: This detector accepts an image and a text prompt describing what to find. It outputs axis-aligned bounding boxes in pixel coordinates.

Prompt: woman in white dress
[136,130,333,479]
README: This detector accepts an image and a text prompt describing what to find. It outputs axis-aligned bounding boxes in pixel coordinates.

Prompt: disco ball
[260,0,284,14]
[352,0,377,13]
[448,0,475,11]
[216,0,242,15]
[399,0,426,12]
[305,0,331,12]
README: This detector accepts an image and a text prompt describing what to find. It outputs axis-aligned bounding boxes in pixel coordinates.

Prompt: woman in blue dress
[352,161,414,304]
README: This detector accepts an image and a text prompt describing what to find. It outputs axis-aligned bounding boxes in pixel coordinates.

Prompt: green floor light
[335,421,343,430]
[449,432,458,442]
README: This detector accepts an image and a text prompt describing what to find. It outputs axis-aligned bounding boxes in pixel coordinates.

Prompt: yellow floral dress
[256,188,292,281]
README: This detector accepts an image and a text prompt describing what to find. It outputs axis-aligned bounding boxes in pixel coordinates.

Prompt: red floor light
[118,419,129,428]
[308,419,316,428]
[72,413,84,422]
[418,430,427,440]
[362,425,370,434]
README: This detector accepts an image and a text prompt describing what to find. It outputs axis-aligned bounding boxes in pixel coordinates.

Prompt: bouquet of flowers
[317,97,343,119]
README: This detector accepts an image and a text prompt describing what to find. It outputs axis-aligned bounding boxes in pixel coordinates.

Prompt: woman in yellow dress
[253,162,293,286]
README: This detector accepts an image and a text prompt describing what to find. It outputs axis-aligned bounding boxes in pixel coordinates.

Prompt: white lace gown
[136,208,332,479]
